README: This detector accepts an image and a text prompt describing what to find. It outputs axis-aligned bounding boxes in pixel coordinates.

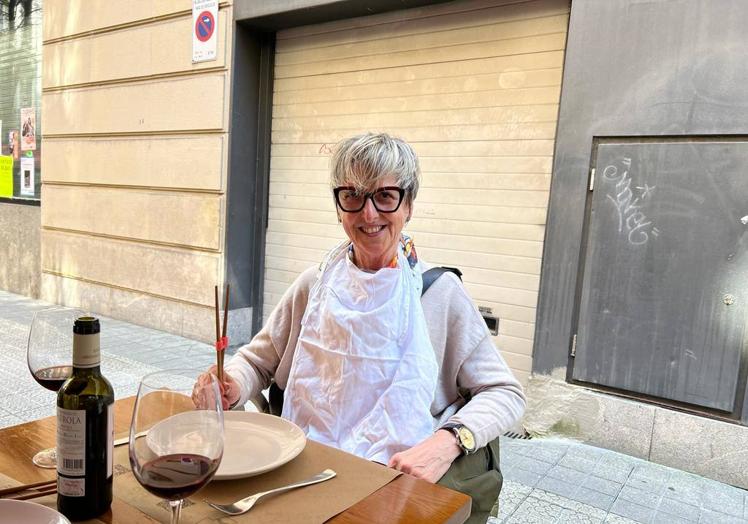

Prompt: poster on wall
[192,0,218,63]
[8,130,19,160]
[0,156,12,197]
[20,107,36,151]
[20,157,34,196]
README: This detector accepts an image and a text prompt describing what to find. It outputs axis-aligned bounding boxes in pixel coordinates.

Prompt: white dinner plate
[0,500,71,524]
[146,411,307,481]
[214,411,307,480]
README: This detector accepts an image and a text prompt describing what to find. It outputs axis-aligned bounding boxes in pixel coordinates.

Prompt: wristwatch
[441,423,476,455]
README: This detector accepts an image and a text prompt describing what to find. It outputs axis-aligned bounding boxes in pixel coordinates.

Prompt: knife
[114,430,146,447]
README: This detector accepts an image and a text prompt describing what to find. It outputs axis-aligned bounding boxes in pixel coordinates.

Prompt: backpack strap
[422,266,462,296]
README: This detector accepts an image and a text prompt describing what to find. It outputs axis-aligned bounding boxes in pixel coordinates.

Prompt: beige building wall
[0,205,41,298]
[41,0,233,341]
[264,0,570,386]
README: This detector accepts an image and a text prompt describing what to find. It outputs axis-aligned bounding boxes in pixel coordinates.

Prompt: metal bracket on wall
[478,306,499,336]
[589,168,596,191]
[570,333,577,357]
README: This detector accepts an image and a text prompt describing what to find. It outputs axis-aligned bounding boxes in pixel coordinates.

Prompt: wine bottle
[56,316,115,520]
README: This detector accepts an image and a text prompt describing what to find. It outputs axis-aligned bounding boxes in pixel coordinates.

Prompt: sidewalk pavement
[1,289,746,524]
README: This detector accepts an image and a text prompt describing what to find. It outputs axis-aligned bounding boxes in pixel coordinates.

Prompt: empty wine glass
[129,369,224,524]
[26,306,86,468]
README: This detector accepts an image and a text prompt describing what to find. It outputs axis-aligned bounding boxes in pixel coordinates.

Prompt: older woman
[204,133,525,523]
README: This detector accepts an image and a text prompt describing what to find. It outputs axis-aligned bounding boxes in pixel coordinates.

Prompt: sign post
[192,0,218,63]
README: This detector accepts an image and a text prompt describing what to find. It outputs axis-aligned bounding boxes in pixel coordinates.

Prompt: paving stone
[531,438,573,454]
[531,488,607,519]
[664,477,705,506]
[515,455,555,476]
[0,413,23,429]
[536,476,579,498]
[532,446,567,465]
[618,486,662,509]
[603,512,642,523]
[699,483,745,518]
[582,476,624,497]
[625,475,666,494]
[25,387,57,405]
[566,444,607,461]
[631,464,672,483]
[506,495,566,524]
[505,439,543,457]
[557,507,605,523]
[547,465,588,484]
[657,497,699,522]
[594,464,633,484]
[610,498,653,523]
[560,454,600,473]
[500,448,524,467]
[698,508,748,524]
[651,511,693,524]
[17,404,55,422]
[497,480,531,522]
[598,455,636,471]
[503,466,542,487]
[569,487,616,511]
[3,392,47,412]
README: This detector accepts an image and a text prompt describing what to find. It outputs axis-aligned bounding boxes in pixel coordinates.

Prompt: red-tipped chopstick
[214,284,230,382]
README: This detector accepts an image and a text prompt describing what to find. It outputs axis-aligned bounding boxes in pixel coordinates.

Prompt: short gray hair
[330,133,420,205]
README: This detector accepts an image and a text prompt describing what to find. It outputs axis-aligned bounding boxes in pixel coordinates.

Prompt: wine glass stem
[169,499,183,524]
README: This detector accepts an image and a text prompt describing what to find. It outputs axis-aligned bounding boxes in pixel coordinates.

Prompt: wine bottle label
[57,407,86,477]
[58,476,85,497]
[72,333,100,368]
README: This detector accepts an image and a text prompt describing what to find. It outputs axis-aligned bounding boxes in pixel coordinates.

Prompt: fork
[207,469,336,516]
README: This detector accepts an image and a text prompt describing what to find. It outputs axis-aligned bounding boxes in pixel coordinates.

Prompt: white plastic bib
[282,246,438,464]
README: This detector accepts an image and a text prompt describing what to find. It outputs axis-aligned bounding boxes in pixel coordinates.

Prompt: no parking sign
[193,0,218,63]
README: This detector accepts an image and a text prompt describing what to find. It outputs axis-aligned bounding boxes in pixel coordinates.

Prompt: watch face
[457,426,476,451]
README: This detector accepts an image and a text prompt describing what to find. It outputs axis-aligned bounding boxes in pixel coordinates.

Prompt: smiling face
[339,174,411,271]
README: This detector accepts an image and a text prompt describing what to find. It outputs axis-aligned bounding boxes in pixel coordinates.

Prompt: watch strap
[440,423,475,455]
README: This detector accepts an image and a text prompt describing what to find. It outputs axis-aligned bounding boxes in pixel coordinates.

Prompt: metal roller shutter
[265,0,570,385]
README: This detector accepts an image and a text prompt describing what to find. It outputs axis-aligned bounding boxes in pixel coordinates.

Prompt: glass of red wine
[26,306,86,468]
[129,369,224,524]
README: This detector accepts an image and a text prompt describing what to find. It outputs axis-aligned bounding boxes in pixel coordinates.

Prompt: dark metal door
[572,139,748,412]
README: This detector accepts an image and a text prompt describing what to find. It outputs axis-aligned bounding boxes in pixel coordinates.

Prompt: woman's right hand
[193,365,241,410]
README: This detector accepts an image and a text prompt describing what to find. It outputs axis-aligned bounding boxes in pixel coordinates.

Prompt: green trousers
[437,437,503,524]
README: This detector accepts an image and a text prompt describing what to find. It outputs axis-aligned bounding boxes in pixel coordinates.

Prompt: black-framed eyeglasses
[333,186,406,213]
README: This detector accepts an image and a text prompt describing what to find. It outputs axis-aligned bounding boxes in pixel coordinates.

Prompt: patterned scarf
[348,234,418,270]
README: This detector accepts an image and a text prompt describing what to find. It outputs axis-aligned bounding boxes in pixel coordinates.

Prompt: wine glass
[26,306,86,468]
[129,369,224,524]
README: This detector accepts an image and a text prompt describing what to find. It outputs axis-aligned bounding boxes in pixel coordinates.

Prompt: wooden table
[0,398,471,523]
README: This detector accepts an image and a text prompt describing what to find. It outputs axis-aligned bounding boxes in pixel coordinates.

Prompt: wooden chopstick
[214,285,221,348]
[220,284,229,381]
[0,479,56,499]
[221,284,230,340]
[214,285,223,382]
[7,485,57,500]
[214,284,230,383]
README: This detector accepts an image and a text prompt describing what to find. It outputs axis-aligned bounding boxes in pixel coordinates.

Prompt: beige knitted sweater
[225,265,526,449]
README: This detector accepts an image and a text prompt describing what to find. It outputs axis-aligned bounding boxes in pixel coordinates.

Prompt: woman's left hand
[387,430,462,483]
